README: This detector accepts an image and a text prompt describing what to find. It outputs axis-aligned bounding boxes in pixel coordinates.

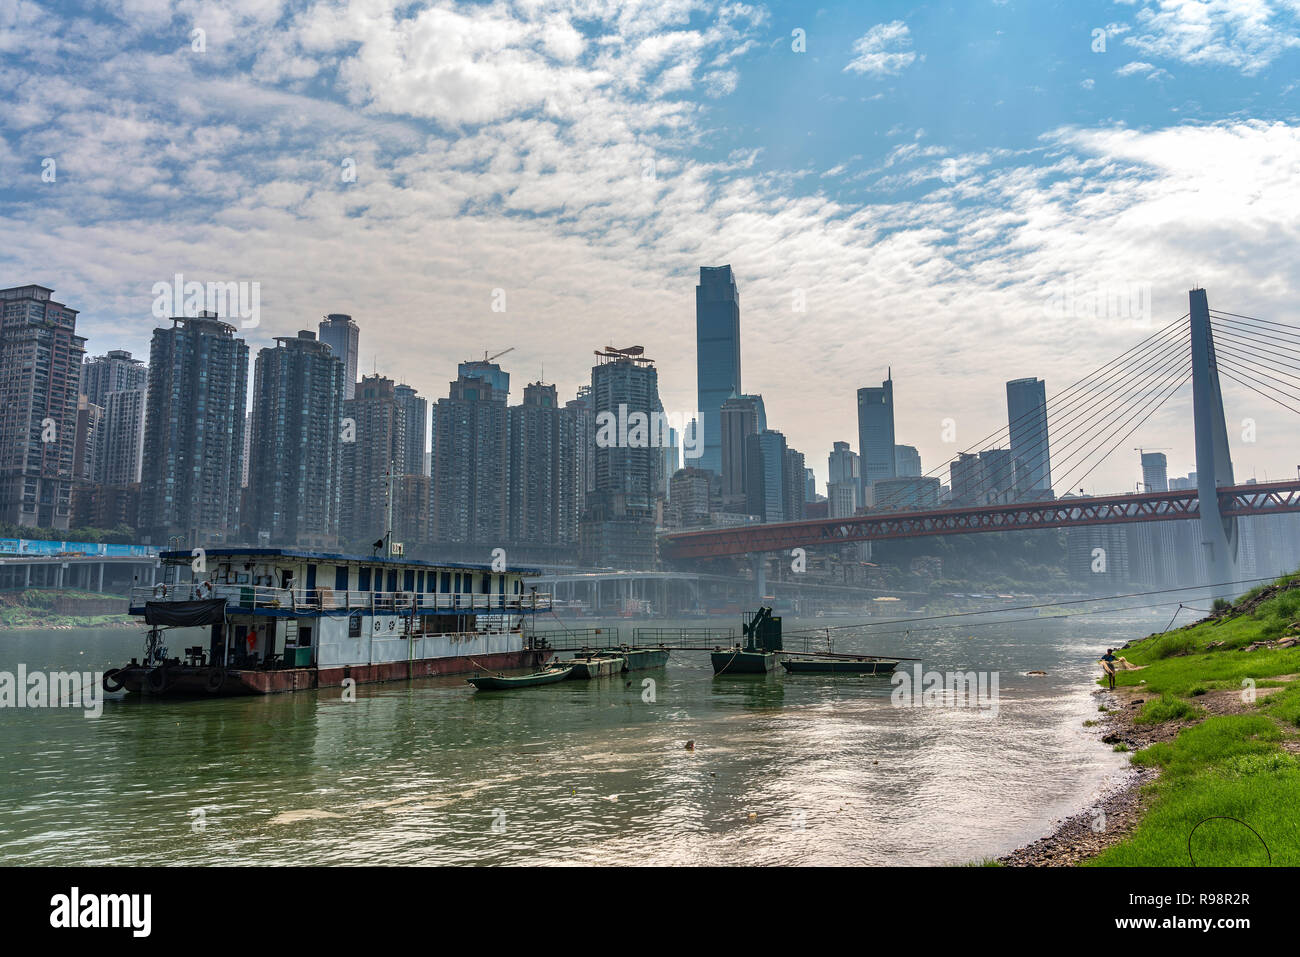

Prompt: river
[0,610,1161,865]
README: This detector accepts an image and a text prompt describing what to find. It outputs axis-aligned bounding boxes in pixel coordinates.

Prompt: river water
[0,611,1159,865]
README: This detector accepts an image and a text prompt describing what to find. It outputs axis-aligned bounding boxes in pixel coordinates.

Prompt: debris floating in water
[684,740,695,751]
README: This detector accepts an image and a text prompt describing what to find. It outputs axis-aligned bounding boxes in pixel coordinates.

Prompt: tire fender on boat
[146,665,170,693]
[102,668,127,693]
[204,666,226,693]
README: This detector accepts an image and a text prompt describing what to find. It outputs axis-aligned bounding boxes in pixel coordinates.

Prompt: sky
[3,0,1299,493]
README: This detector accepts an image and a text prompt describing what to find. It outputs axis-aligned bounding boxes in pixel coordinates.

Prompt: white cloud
[844,21,919,76]
[1121,0,1300,75]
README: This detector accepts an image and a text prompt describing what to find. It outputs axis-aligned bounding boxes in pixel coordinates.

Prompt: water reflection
[0,612,1158,865]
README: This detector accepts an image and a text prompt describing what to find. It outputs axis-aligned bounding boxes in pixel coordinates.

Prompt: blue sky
[3,0,1300,492]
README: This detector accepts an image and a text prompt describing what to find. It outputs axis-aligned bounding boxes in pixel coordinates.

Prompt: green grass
[1085,572,1300,866]
[1089,716,1300,866]
[1134,693,1201,725]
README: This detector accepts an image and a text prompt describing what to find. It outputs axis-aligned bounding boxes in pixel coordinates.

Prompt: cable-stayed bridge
[663,290,1300,594]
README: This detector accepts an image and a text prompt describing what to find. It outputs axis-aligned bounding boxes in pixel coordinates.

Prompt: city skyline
[4,2,1300,495]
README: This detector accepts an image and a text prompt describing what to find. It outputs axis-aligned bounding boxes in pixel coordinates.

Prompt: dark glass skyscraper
[695,265,741,476]
[857,372,895,502]
[318,314,359,400]
[1006,377,1052,499]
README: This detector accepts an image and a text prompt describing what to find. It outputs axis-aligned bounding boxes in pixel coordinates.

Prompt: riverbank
[1001,571,1300,866]
[0,589,134,630]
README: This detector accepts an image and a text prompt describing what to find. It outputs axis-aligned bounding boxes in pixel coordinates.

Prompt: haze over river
[0,611,1161,865]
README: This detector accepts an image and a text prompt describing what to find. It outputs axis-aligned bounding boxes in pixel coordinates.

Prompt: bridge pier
[752,553,767,600]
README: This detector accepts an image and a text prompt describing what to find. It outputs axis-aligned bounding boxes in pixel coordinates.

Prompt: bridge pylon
[1189,288,1239,595]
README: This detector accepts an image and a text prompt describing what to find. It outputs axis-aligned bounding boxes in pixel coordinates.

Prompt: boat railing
[131,584,552,614]
[527,627,620,650]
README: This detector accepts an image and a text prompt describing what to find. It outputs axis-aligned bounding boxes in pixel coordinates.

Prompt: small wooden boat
[467,665,573,690]
[780,656,898,675]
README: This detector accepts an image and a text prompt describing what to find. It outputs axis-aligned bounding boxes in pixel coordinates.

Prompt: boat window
[441,572,451,593]
[335,565,348,591]
[481,573,490,594]
[358,568,371,591]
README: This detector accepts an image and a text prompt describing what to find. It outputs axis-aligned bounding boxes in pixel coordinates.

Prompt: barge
[107,548,553,697]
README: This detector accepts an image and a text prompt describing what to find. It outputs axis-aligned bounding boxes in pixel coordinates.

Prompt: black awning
[144,599,227,627]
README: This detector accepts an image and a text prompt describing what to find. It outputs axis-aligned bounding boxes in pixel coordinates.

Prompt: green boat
[599,648,670,671]
[467,665,573,690]
[711,649,775,674]
[564,656,624,679]
[780,656,899,675]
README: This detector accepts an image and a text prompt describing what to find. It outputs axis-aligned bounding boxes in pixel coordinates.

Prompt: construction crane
[1133,447,1170,456]
[482,347,514,363]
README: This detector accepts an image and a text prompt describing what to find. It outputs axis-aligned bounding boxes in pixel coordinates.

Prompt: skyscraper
[857,372,895,500]
[508,382,575,548]
[101,388,147,487]
[81,349,147,406]
[695,265,742,476]
[318,313,359,400]
[581,347,664,567]
[457,359,510,402]
[827,440,860,516]
[1141,451,1168,492]
[393,383,428,477]
[894,444,922,477]
[745,429,788,523]
[1007,377,1052,499]
[140,314,248,544]
[249,331,344,548]
[719,393,766,509]
[432,373,508,546]
[341,374,405,547]
[0,285,86,529]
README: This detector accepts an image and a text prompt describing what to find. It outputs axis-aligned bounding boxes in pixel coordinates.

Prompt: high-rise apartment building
[101,389,147,487]
[695,265,742,475]
[508,382,576,548]
[140,314,248,544]
[0,285,86,529]
[249,331,345,548]
[393,383,428,477]
[81,349,147,406]
[1141,451,1169,492]
[318,314,359,400]
[340,374,405,547]
[581,347,664,567]
[432,373,508,546]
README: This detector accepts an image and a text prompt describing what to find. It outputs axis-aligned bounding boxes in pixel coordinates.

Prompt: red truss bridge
[662,481,1300,560]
